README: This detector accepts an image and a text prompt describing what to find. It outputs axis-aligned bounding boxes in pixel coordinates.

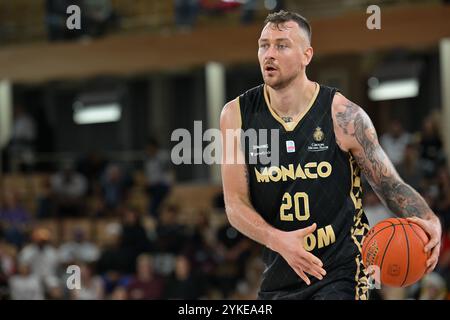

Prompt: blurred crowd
[0,165,263,300]
[1,105,450,300]
[0,201,263,300]
[44,0,285,42]
[0,105,263,300]
[45,0,120,41]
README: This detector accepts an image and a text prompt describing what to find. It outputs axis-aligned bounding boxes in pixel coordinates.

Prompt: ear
[303,46,314,66]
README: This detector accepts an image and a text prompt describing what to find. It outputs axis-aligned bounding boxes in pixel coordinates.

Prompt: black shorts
[257,259,370,300]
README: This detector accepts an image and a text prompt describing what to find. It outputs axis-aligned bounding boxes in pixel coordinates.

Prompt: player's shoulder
[240,83,264,98]
[238,84,265,107]
[329,92,360,152]
[221,84,263,129]
[220,98,241,130]
[331,91,364,117]
[332,91,350,111]
[222,98,239,116]
[330,91,375,151]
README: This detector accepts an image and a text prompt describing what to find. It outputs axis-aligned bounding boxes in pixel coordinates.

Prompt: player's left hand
[407,215,442,274]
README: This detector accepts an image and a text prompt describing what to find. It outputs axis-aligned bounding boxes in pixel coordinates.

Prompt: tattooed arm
[332,93,442,273]
[220,99,325,284]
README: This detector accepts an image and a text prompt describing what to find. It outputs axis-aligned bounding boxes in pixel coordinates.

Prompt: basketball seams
[363,218,429,288]
[408,223,430,279]
[408,223,428,247]
[396,218,410,287]
[379,221,396,273]
[363,222,421,250]
[362,223,398,261]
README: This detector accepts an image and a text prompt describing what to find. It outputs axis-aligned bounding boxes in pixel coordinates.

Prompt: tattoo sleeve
[336,101,432,218]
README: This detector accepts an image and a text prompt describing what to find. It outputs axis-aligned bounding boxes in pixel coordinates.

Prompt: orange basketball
[361,217,430,287]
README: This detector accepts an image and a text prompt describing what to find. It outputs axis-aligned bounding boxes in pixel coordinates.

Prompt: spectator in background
[18,228,61,298]
[6,105,37,172]
[165,255,202,299]
[174,0,200,30]
[184,209,218,273]
[240,0,285,24]
[82,0,119,38]
[144,138,174,218]
[110,285,128,300]
[0,237,17,299]
[119,207,153,271]
[419,115,446,178]
[96,222,126,273]
[214,224,252,298]
[100,163,133,214]
[438,223,450,292]
[45,0,72,41]
[96,222,132,295]
[127,254,165,300]
[76,152,107,195]
[8,262,44,300]
[69,263,104,300]
[380,119,411,167]
[156,205,187,254]
[397,143,425,191]
[240,0,257,24]
[435,166,450,228]
[231,254,264,299]
[58,228,100,265]
[35,175,55,219]
[50,162,88,217]
[0,190,32,248]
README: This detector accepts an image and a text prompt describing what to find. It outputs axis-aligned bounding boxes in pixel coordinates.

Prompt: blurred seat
[167,184,222,211]
[94,217,121,247]
[60,218,95,242]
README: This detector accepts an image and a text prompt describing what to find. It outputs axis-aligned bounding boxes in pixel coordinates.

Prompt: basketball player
[220,10,442,300]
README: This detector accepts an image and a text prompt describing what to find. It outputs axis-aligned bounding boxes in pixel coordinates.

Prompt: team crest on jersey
[313,127,324,142]
[307,127,329,152]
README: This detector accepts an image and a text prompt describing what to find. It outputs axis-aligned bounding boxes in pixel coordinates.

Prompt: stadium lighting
[73,102,122,125]
[368,78,419,101]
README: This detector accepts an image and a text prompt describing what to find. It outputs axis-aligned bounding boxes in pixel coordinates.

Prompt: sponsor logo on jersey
[254,161,332,182]
[249,144,271,157]
[307,127,329,152]
[253,144,268,150]
[286,140,295,153]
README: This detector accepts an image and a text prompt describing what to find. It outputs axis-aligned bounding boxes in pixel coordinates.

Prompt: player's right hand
[269,223,326,285]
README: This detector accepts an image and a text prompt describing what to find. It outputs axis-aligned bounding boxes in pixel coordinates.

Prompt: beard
[262,69,299,90]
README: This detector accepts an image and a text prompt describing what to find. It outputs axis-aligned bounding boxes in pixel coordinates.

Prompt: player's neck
[266,76,316,118]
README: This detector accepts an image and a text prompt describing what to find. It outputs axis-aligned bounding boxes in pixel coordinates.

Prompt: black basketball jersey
[238,83,370,299]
